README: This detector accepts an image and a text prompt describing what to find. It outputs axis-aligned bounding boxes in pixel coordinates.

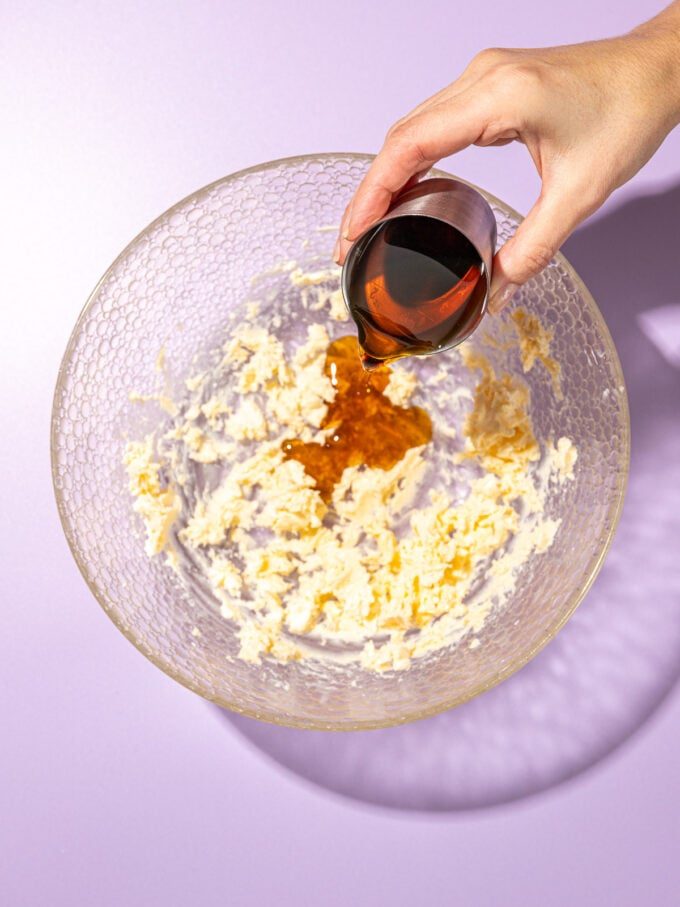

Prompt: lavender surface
[2,2,680,904]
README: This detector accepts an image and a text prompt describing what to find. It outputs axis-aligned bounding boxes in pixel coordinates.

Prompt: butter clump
[511,308,563,398]
[123,438,179,557]
[124,266,576,673]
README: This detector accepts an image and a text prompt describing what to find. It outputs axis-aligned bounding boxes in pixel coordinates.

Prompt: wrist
[628,15,680,128]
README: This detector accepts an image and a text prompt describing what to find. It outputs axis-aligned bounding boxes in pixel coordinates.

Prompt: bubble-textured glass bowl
[51,153,629,730]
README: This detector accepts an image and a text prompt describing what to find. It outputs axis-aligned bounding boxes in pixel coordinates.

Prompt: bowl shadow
[219,183,680,812]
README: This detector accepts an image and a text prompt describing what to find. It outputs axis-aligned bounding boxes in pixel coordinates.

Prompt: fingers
[488,180,599,313]
[349,97,487,239]
[334,93,487,264]
[342,137,430,247]
[333,47,529,266]
[334,167,431,264]
[333,199,354,264]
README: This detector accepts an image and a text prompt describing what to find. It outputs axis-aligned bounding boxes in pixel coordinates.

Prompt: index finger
[342,94,487,254]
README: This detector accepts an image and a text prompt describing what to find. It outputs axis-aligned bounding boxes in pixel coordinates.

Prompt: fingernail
[341,201,354,242]
[344,216,363,242]
[488,282,519,315]
[332,237,341,264]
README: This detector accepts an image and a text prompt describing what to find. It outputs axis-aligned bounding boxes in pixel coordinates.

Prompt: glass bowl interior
[51,153,629,729]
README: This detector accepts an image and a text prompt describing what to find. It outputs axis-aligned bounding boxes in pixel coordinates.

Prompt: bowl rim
[51,151,631,730]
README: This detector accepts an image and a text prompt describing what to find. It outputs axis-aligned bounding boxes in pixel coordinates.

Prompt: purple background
[3,2,680,904]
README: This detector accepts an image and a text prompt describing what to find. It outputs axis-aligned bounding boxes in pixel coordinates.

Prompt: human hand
[334,7,680,312]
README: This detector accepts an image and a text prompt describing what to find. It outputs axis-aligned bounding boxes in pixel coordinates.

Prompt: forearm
[629,1,680,128]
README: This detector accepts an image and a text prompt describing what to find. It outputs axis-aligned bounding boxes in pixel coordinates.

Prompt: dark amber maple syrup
[281,218,483,495]
[347,215,486,368]
[282,336,432,501]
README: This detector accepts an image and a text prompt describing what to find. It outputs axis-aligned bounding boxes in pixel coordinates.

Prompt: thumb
[488,183,594,313]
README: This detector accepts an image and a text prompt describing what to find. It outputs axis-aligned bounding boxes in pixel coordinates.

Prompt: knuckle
[578,182,608,216]
[386,119,415,145]
[521,241,555,276]
[479,58,546,101]
[385,116,409,142]
[384,119,427,164]
[502,60,546,93]
[470,47,509,70]
[554,172,609,221]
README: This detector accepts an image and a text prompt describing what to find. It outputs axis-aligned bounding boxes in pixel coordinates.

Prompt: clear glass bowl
[51,153,629,729]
